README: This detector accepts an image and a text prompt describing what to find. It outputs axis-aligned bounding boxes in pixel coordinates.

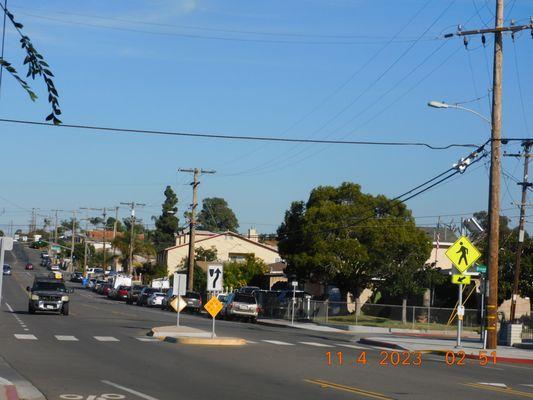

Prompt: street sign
[170,295,187,313]
[477,264,487,274]
[173,273,186,296]
[445,235,481,273]
[207,264,223,292]
[457,305,465,320]
[452,274,471,285]
[204,296,223,318]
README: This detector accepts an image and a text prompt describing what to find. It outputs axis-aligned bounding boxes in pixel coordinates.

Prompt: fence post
[412,306,416,330]
[427,306,430,331]
[325,300,329,323]
[355,303,358,326]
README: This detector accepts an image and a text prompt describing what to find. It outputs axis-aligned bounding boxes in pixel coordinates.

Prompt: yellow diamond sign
[204,296,223,318]
[445,235,481,273]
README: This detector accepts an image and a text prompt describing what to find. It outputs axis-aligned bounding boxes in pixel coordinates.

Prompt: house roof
[165,230,279,253]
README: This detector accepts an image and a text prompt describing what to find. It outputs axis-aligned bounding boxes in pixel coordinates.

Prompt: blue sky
[0,0,531,235]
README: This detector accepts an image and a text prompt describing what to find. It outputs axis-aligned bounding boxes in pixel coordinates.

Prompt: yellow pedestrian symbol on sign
[445,235,481,273]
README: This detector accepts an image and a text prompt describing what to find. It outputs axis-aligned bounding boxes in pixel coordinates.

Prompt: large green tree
[153,186,180,251]
[223,255,267,289]
[197,197,239,232]
[278,182,432,315]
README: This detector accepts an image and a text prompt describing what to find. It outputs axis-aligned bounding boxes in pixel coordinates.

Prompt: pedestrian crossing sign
[451,274,471,285]
[445,235,481,273]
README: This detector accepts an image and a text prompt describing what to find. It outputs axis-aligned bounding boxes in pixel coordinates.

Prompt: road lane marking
[335,343,367,349]
[102,380,159,400]
[305,378,392,400]
[135,337,160,342]
[299,342,334,348]
[246,340,258,344]
[464,383,533,398]
[262,340,294,346]
[55,335,79,341]
[94,336,120,342]
[14,334,37,340]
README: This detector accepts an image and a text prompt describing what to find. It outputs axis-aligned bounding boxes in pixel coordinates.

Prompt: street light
[427,100,491,126]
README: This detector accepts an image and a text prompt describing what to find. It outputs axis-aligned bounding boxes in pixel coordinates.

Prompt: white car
[147,292,165,307]
[50,265,60,271]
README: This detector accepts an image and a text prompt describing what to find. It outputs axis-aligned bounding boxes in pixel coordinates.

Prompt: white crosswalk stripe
[246,340,258,344]
[335,343,367,350]
[93,336,120,342]
[136,337,160,342]
[262,340,294,346]
[55,335,78,341]
[14,334,37,340]
[299,341,334,348]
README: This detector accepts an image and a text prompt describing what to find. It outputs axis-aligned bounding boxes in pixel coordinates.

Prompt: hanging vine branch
[0,5,61,124]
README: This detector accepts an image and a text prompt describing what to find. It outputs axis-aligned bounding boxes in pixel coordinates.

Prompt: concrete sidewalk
[257,318,348,333]
[359,335,533,364]
[0,356,45,400]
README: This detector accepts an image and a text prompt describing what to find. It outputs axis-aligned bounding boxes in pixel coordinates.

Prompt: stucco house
[159,229,282,275]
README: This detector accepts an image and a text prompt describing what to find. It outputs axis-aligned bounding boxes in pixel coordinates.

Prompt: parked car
[161,288,179,311]
[25,263,34,270]
[126,285,147,304]
[146,292,166,307]
[49,271,63,280]
[86,278,97,289]
[50,264,60,271]
[93,280,105,293]
[115,285,130,301]
[70,272,83,283]
[237,286,260,295]
[137,287,160,306]
[224,293,259,322]
[101,284,112,297]
[182,291,202,314]
[3,264,11,276]
[86,267,104,276]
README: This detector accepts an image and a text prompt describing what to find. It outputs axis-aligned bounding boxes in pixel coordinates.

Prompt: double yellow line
[305,378,392,399]
[464,382,533,398]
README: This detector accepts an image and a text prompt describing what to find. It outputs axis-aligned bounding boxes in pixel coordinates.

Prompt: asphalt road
[1,243,532,400]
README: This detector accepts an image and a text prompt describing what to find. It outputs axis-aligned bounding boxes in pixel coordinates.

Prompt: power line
[0,0,7,97]
[0,118,479,150]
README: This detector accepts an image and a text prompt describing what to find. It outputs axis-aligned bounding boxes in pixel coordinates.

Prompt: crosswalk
[11,333,376,350]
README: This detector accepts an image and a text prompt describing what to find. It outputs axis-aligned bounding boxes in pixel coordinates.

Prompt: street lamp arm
[428,100,492,126]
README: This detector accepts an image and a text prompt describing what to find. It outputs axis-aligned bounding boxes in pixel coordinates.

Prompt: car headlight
[31,294,40,301]
[61,296,69,302]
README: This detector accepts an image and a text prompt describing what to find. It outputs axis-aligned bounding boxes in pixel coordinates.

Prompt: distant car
[113,285,130,301]
[237,286,260,295]
[49,271,63,280]
[87,278,97,289]
[183,291,202,314]
[147,292,165,307]
[40,252,49,259]
[126,285,147,304]
[3,264,11,276]
[137,287,160,306]
[70,272,83,283]
[101,284,112,296]
[50,265,60,271]
[86,267,104,276]
[27,277,71,315]
[25,263,34,270]
[224,293,259,323]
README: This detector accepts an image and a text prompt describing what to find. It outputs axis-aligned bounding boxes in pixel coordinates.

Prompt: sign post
[172,273,187,326]
[445,235,481,348]
[291,281,298,326]
[204,297,223,338]
[0,237,14,304]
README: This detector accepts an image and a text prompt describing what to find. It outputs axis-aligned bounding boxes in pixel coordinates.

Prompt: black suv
[27,277,72,315]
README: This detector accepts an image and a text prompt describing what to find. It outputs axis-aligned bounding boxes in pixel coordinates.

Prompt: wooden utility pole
[179,168,216,290]
[112,206,119,260]
[70,210,77,272]
[120,202,145,274]
[509,140,531,322]
[102,207,107,271]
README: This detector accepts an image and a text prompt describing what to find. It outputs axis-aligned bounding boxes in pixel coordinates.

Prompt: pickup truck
[27,277,72,315]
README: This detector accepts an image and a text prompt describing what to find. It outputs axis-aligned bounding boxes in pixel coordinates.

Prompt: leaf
[46,113,54,121]
[52,116,62,125]
[14,22,23,29]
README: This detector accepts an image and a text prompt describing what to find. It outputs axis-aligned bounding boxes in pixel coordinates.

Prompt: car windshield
[233,294,256,304]
[33,282,67,292]
[185,292,200,299]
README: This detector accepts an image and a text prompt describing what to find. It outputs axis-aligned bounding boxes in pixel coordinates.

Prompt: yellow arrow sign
[452,274,471,285]
[445,235,481,273]
[170,295,187,313]
[204,296,223,318]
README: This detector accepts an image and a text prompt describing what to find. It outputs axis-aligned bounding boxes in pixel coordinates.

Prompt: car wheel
[251,317,257,324]
[61,303,69,316]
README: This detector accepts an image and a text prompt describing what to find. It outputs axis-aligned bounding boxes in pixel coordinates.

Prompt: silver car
[225,293,259,323]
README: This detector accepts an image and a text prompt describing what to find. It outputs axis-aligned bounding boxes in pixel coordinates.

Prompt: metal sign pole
[456,283,463,347]
[177,274,181,327]
[212,315,215,339]
[291,283,296,326]
[0,242,5,304]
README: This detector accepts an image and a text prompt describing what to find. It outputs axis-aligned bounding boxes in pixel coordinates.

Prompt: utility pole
[120,202,145,274]
[112,206,119,260]
[51,209,64,244]
[70,210,77,272]
[80,207,114,272]
[449,0,533,350]
[508,140,532,322]
[179,168,216,290]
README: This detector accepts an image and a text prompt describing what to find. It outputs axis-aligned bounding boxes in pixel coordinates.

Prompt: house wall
[165,233,280,275]
[426,242,454,270]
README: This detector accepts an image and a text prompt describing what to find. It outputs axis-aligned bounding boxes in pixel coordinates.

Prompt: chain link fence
[259,298,481,331]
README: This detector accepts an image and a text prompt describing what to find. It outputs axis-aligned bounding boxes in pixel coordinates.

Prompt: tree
[223,255,267,289]
[111,230,155,274]
[0,230,4,236]
[0,5,61,123]
[278,182,432,316]
[196,246,218,262]
[106,217,124,232]
[197,197,239,232]
[153,186,180,251]
[89,217,104,227]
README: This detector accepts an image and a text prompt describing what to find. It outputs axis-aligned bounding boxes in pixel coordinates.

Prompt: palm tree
[111,232,155,274]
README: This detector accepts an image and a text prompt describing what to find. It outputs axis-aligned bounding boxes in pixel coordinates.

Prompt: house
[160,228,282,275]
[420,226,458,271]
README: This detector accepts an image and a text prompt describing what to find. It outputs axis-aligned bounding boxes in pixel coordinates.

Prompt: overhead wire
[0,0,7,98]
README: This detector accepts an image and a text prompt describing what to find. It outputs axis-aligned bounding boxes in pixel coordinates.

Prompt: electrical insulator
[481,34,486,46]
[512,32,515,42]
[463,36,469,49]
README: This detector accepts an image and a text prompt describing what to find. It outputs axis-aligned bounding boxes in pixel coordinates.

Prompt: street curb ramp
[0,356,46,400]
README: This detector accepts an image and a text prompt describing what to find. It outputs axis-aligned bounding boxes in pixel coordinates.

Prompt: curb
[0,357,45,400]
[3,384,19,400]
[164,336,246,346]
[358,338,409,351]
